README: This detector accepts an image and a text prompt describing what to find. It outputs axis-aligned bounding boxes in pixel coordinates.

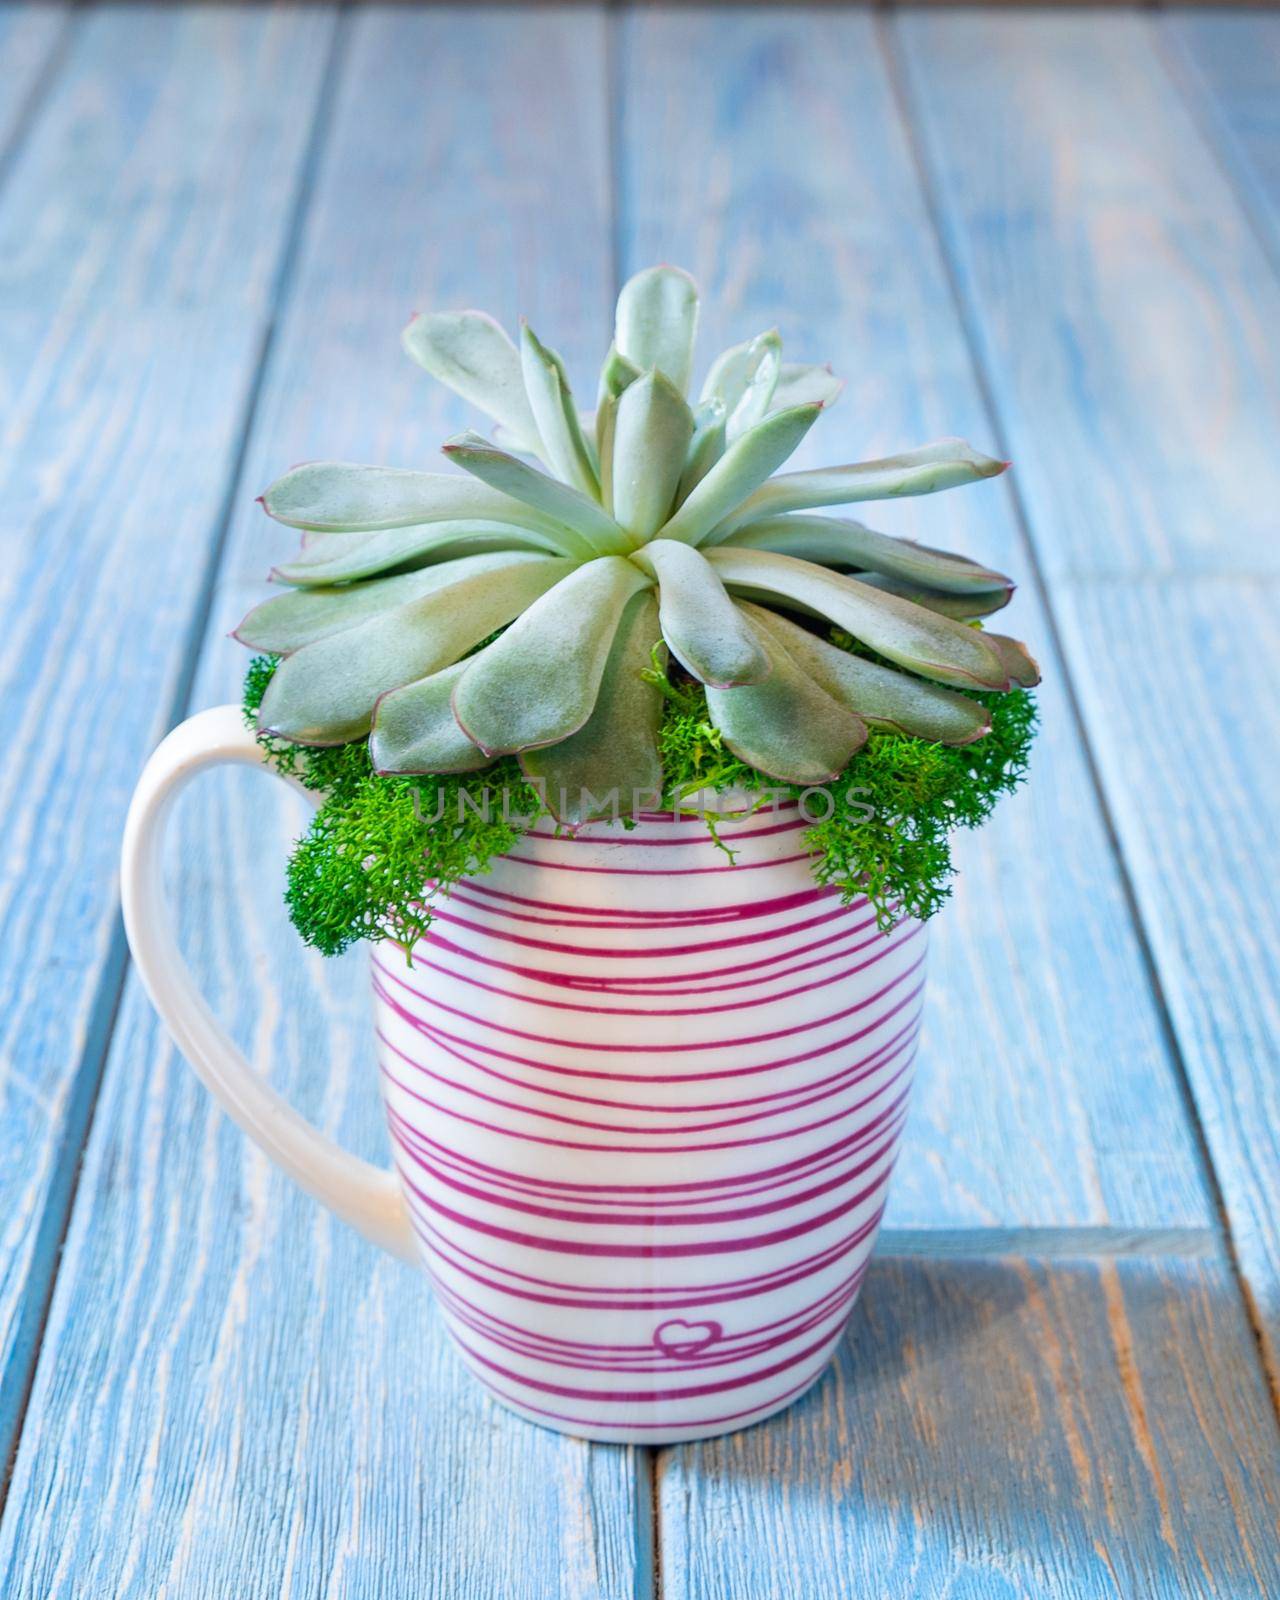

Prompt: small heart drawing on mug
[654,1319,724,1358]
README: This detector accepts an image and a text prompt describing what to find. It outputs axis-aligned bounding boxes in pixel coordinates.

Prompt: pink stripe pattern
[373,806,925,1443]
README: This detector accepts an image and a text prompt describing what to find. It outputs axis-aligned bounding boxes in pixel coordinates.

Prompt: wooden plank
[0,983,638,1599]
[0,3,338,1461]
[615,6,1213,1233]
[0,1,68,421]
[0,8,640,1594]
[0,5,67,169]
[659,1253,1280,1598]
[894,5,1280,1381]
[1166,11,1280,256]
[893,9,1280,582]
[1054,575,1280,1374]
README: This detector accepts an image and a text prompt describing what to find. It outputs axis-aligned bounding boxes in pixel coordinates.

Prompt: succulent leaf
[706,546,1010,690]
[370,658,490,775]
[614,266,699,396]
[658,403,822,547]
[238,552,550,655]
[597,343,642,404]
[854,572,1013,620]
[700,330,782,438]
[768,363,845,413]
[699,334,756,407]
[596,392,618,508]
[982,632,1042,688]
[453,556,654,755]
[258,556,573,744]
[729,514,1013,596]
[442,431,628,556]
[260,462,565,535]
[631,540,770,688]
[729,335,783,438]
[249,266,1035,794]
[609,371,695,542]
[705,626,868,785]
[402,310,541,452]
[521,592,665,824]
[744,604,991,745]
[678,399,727,502]
[273,520,568,585]
[720,438,1008,531]
[519,323,600,499]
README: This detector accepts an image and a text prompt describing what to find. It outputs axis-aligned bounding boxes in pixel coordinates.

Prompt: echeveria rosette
[238,265,1038,816]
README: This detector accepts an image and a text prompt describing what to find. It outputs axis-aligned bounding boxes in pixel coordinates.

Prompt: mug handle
[121,704,417,1262]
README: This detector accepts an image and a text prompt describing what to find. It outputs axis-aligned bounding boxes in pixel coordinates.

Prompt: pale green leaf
[519,323,600,498]
[577,412,598,465]
[238,552,554,655]
[705,628,867,784]
[402,310,541,450]
[677,399,726,502]
[453,556,654,754]
[597,343,642,404]
[727,514,1013,595]
[699,335,756,407]
[370,658,490,775]
[983,632,1041,687]
[722,438,1008,530]
[522,592,665,824]
[631,540,770,687]
[596,392,618,509]
[490,423,540,456]
[257,556,572,744]
[273,520,568,585]
[768,363,844,413]
[700,330,781,437]
[728,333,782,438]
[706,546,1009,689]
[609,371,695,542]
[658,404,822,546]
[260,462,564,536]
[442,432,629,556]
[854,572,1013,620]
[614,266,700,395]
[744,603,992,746]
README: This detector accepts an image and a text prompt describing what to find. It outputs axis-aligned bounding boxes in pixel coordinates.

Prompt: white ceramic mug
[123,705,925,1443]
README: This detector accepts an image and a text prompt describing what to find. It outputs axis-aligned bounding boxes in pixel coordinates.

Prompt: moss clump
[244,648,1036,958]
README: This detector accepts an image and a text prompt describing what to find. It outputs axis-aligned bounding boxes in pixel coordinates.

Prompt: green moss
[244,647,1036,956]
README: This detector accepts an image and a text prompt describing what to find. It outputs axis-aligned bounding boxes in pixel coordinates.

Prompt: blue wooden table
[1,5,1278,1594]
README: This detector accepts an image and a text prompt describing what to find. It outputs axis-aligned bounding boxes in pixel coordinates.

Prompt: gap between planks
[879,1226,1224,1258]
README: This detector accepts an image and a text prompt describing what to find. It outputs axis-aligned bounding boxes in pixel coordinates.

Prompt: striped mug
[123,705,926,1443]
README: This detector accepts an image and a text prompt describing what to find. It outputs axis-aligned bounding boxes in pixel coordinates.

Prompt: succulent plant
[238,266,1038,822]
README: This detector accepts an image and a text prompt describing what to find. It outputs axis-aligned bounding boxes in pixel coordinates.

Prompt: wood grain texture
[0,1,337,1459]
[892,9,1280,582]
[1167,10,1280,257]
[1053,577,1280,1386]
[894,6,1280,1385]
[0,4,67,170]
[0,8,641,1595]
[615,5,1212,1233]
[659,1254,1280,1598]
